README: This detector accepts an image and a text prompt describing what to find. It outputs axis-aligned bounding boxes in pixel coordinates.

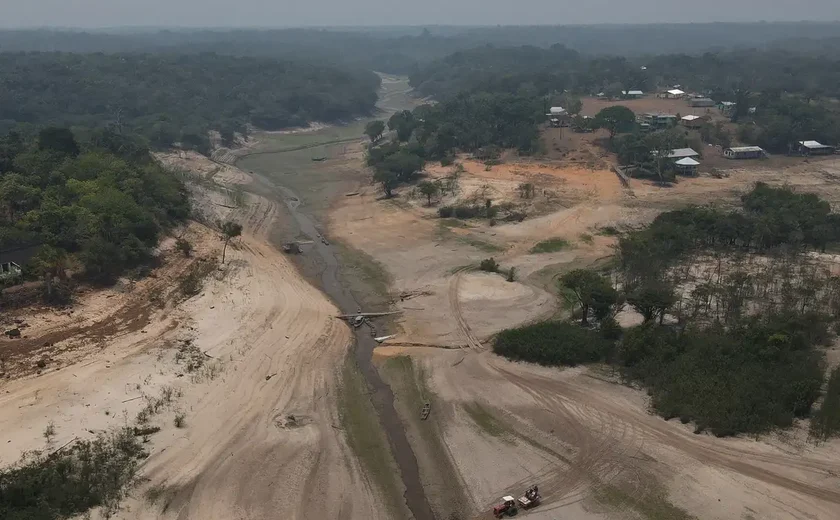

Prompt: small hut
[675,157,700,176]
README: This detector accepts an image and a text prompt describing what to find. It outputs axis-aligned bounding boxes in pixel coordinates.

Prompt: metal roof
[623,90,644,95]
[667,89,685,95]
[502,496,516,502]
[0,245,40,266]
[549,106,567,114]
[727,146,764,153]
[719,101,736,106]
[666,148,700,159]
[800,140,831,148]
[681,115,701,121]
[675,157,700,166]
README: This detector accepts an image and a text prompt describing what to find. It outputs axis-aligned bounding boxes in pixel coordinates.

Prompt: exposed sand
[0,156,389,519]
[331,153,840,519]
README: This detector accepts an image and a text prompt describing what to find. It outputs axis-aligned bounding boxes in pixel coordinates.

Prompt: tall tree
[560,269,618,325]
[594,106,636,140]
[417,180,440,206]
[221,221,243,264]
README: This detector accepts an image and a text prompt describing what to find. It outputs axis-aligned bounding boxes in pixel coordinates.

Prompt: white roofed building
[675,157,700,175]
[680,114,704,128]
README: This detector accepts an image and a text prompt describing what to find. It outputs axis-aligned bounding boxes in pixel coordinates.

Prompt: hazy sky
[2,0,840,28]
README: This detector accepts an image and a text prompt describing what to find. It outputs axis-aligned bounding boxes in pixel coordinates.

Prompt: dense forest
[410,43,840,102]
[0,52,380,153]
[4,23,840,73]
[494,184,840,437]
[0,128,189,297]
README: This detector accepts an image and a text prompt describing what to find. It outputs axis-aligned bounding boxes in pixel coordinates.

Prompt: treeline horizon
[0,52,380,154]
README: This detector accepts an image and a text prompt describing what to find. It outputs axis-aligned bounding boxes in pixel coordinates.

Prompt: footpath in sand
[0,156,389,520]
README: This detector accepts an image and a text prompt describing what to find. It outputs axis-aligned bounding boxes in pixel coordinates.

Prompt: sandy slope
[0,156,388,520]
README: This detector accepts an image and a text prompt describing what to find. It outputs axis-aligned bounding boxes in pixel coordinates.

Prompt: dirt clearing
[330,145,840,519]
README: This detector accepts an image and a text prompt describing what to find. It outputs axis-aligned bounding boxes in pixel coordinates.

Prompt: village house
[622,90,644,99]
[724,146,767,159]
[690,97,716,108]
[798,140,835,156]
[643,112,678,130]
[658,88,685,99]
[666,148,700,160]
[680,114,704,129]
[0,245,40,282]
[547,106,569,127]
[718,101,736,115]
[675,157,700,176]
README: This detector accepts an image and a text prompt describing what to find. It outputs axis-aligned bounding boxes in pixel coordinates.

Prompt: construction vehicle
[493,496,518,518]
[517,485,541,510]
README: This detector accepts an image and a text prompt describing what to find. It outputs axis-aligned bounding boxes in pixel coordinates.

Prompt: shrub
[479,258,499,273]
[453,205,482,219]
[438,206,454,218]
[0,427,145,519]
[176,237,193,257]
[530,237,570,254]
[494,321,611,366]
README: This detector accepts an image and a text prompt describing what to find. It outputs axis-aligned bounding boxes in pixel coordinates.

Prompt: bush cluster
[0,428,145,519]
[494,321,612,367]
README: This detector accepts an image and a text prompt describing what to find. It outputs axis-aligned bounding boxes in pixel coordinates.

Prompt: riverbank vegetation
[0,128,189,295]
[494,184,840,437]
[0,427,145,520]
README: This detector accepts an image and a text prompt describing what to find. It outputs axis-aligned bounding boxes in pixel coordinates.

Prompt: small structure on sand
[622,90,644,98]
[675,157,700,176]
[690,97,715,108]
[724,146,767,159]
[680,114,704,129]
[665,148,700,160]
[798,140,835,156]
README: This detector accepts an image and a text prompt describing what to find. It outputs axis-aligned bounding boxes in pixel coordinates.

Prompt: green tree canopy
[560,269,618,325]
[594,105,636,139]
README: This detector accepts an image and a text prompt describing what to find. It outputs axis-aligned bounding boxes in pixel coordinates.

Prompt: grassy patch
[461,236,504,253]
[579,233,594,244]
[463,402,513,440]
[339,360,405,519]
[439,218,470,229]
[530,237,570,254]
[597,226,622,236]
[436,223,504,253]
[594,483,696,520]
[332,239,392,305]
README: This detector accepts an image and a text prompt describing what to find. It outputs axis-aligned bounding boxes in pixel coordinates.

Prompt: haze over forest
[3,0,840,28]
